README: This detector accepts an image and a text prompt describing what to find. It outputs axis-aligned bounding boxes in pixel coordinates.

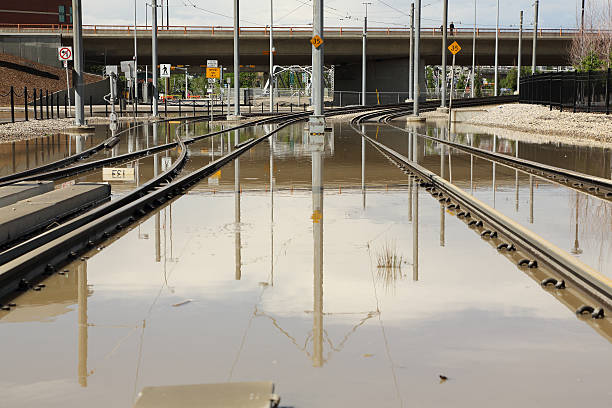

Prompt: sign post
[58,46,73,116]
[447,41,461,134]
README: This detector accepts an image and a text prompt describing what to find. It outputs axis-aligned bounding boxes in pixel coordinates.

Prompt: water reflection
[235,130,242,281]
[311,132,324,368]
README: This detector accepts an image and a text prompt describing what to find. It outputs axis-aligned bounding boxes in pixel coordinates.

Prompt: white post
[152,0,159,116]
[134,0,138,104]
[532,0,539,74]
[362,3,369,106]
[269,0,274,113]
[441,0,448,107]
[471,0,476,97]
[233,0,241,116]
[517,10,523,93]
[409,3,414,100]
[65,62,71,115]
[448,53,455,133]
[413,0,421,116]
[309,0,325,131]
[494,0,499,96]
[72,0,85,125]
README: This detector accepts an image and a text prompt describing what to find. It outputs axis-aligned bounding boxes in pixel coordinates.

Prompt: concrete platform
[0,181,54,209]
[0,183,110,248]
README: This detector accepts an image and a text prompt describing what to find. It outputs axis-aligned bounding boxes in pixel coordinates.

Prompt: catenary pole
[409,3,414,100]
[517,10,523,93]
[269,0,274,112]
[311,0,324,119]
[441,0,448,107]
[233,0,241,116]
[72,0,85,125]
[152,0,159,116]
[413,0,421,117]
[532,0,539,74]
[134,0,138,105]
[471,0,476,97]
[494,0,500,96]
[362,3,370,106]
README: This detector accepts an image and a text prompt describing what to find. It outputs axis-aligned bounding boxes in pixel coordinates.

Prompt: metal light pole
[494,0,499,96]
[152,0,159,116]
[134,0,138,105]
[233,0,241,117]
[72,0,85,125]
[161,0,164,28]
[581,0,585,32]
[309,0,325,129]
[517,10,523,93]
[362,2,371,106]
[166,0,170,29]
[441,0,448,107]
[269,0,274,113]
[413,0,421,116]
[471,0,476,97]
[532,0,539,74]
[409,3,414,100]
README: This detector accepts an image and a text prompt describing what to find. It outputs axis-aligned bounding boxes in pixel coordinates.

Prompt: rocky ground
[0,118,75,140]
[456,103,612,143]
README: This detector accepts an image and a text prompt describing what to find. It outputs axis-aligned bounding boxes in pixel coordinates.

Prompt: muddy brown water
[0,121,611,407]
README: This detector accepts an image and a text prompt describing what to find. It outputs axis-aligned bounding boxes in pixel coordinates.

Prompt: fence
[519,70,611,114]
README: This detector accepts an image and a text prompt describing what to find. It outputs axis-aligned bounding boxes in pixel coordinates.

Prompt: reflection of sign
[206,67,221,79]
[58,46,72,61]
[310,35,323,49]
[207,59,218,68]
[448,41,461,55]
[160,64,171,78]
[311,210,322,223]
[161,157,172,172]
[103,168,135,181]
[207,170,221,185]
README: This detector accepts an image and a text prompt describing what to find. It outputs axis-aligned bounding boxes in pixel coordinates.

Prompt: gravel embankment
[0,118,74,140]
[462,103,612,143]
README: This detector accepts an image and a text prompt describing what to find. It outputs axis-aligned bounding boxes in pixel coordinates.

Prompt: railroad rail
[350,113,612,313]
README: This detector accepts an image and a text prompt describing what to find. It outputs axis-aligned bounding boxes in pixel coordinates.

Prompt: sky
[81,0,583,30]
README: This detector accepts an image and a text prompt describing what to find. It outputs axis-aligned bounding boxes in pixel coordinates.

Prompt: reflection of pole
[270,137,274,285]
[361,126,366,209]
[154,124,160,262]
[470,134,474,194]
[439,202,445,247]
[312,147,324,367]
[235,136,242,280]
[571,191,582,255]
[492,135,497,207]
[515,139,519,211]
[529,174,534,224]
[77,260,88,387]
[412,183,419,281]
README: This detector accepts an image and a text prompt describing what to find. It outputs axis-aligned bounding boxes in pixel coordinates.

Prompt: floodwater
[1,121,612,407]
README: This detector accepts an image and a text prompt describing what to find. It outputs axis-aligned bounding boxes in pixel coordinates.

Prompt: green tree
[456,72,467,90]
[426,66,435,89]
[576,51,604,72]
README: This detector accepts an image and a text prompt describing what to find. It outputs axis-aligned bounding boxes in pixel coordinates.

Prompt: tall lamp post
[269,0,274,113]
[471,0,476,97]
[233,0,241,117]
[494,0,499,96]
[309,0,325,132]
[532,0,539,74]
[152,0,159,116]
[441,0,448,107]
[362,2,371,106]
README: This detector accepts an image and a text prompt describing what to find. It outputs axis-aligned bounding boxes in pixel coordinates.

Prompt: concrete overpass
[0,24,579,92]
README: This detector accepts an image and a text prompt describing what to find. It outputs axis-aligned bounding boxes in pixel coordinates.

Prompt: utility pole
[233,0,241,117]
[494,0,499,96]
[134,0,138,106]
[152,0,159,116]
[72,0,85,125]
[441,0,448,107]
[309,0,325,131]
[161,0,164,28]
[517,10,523,93]
[471,0,476,97]
[362,2,371,106]
[409,3,414,100]
[413,0,421,117]
[166,0,170,29]
[269,0,274,113]
[532,0,539,74]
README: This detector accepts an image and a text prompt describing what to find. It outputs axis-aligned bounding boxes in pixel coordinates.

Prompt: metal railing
[519,70,611,114]
[0,23,592,37]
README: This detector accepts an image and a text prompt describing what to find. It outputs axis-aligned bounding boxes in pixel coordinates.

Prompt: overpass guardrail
[519,70,611,114]
[0,24,591,37]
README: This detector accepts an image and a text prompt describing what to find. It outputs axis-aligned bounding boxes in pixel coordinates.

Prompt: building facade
[0,1,72,25]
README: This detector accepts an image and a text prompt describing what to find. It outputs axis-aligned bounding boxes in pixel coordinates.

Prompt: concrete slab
[0,181,54,209]
[0,183,110,248]
[450,108,487,123]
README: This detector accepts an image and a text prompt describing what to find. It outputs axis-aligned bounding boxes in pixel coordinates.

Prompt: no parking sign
[58,46,73,61]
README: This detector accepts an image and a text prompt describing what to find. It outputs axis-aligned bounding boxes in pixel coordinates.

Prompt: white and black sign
[160,64,171,78]
[207,60,218,68]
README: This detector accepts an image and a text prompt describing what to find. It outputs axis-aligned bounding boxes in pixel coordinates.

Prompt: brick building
[0,1,72,25]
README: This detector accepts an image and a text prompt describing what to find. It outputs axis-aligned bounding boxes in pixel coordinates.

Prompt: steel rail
[379,111,612,201]
[350,116,612,308]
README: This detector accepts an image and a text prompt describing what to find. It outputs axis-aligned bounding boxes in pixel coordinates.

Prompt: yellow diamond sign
[311,210,323,223]
[310,35,324,49]
[448,41,461,55]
